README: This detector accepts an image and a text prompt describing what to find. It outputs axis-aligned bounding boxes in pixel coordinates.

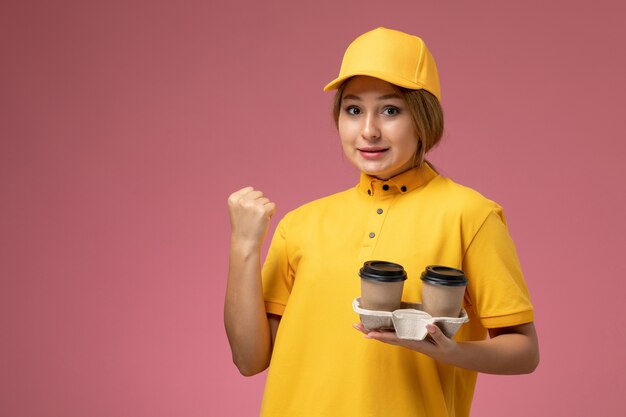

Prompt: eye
[345,106,361,115]
[382,106,400,116]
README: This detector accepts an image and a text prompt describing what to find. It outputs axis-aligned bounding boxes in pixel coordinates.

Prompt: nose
[361,113,381,141]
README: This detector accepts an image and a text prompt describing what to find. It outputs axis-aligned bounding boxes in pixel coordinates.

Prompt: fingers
[352,322,453,355]
[365,330,402,345]
[352,323,401,345]
[228,186,254,202]
[257,198,277,214]
[228,187,263,205]
[266,201,277,217]
[425,324,447,345]
[228,187,275,213]
[352,323,367,334]
[245,190,265,201]
[227,187,277,247]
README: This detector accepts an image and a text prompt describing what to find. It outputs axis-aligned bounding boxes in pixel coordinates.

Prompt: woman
[225,27,539,417]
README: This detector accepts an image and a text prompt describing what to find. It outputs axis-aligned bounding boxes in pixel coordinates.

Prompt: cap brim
[323,76,350,91]
[322,70,436,99]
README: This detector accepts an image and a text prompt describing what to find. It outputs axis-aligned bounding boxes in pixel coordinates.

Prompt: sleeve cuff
[265,300,286,316]
[480,309,535,329]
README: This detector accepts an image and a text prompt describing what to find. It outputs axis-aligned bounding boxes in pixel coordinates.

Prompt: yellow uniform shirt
[261,163,534,417]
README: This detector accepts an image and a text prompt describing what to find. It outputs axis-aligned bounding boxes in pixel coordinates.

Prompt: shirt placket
[358,184,395,262]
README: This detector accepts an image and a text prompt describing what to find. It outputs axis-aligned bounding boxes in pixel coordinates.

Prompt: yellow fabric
[323,27,441,100]
[260,163,533,417]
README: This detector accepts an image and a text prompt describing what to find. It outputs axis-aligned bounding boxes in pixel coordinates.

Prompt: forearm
[443,325,539,375]
[224,241,272,376]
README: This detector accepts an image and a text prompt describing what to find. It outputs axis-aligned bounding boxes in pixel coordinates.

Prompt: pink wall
[1,0,625,415]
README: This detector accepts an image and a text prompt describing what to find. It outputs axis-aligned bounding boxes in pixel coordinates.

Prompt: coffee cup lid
[420,265,467,286]
[359,260,407,282]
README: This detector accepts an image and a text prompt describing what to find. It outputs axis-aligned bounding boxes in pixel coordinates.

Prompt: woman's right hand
[227,187,276,250]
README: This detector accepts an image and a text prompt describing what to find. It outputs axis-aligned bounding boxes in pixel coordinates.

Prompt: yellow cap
[323,27,441,101]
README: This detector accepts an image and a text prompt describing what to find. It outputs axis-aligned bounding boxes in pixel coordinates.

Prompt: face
[338,76,418,180]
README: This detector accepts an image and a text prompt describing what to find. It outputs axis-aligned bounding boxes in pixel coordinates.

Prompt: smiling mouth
[358,147,388,153]
[358,147,389,160]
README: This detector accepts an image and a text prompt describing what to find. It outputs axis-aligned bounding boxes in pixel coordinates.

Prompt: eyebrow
[342,93,403,101]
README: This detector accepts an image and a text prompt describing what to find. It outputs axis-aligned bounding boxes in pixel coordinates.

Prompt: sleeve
[261,216,294,316]
[462,209,534,329]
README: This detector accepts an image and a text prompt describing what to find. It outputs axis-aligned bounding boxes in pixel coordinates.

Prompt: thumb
[426,324,448,344]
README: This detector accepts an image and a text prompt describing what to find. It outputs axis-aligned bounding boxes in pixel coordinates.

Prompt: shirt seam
[461,208,496,258]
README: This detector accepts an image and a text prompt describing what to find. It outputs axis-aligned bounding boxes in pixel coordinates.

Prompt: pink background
[2,0,625,415]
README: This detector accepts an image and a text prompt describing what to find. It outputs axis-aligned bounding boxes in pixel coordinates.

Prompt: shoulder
[278,186,357,228]
[425,175,504,223]
[296,187,356,211]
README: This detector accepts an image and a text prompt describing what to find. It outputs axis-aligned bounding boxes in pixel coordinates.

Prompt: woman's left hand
[352,322,458,361]
[353,321,540,375]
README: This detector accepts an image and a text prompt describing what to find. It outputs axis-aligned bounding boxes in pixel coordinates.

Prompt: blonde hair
[332,79,444,167]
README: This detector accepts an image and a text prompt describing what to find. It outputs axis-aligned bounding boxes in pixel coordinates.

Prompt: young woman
[225,27,539,417]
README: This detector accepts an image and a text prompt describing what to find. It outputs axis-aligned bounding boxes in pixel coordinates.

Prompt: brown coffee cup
[359,261,407,311]
[420,265,467,318]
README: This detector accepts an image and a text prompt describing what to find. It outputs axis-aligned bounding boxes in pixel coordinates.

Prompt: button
[367,189,371,195]
[376,208,383,214]
[382,184,389,191]
[369,232,375,238]
[401,186,407,192]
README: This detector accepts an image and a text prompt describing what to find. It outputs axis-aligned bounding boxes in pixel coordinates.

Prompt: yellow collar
[358,162,438,197]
